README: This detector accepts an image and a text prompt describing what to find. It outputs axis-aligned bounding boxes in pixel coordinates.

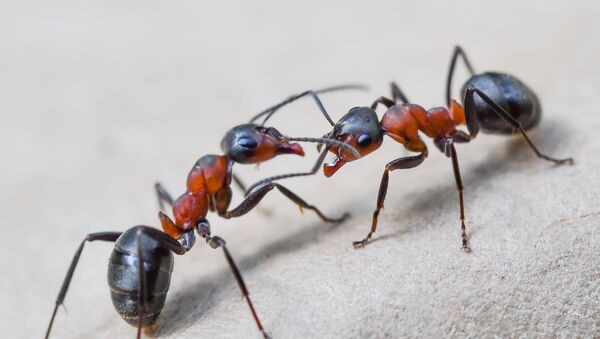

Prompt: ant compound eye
[237,136,258,149]
[357,134,372,148]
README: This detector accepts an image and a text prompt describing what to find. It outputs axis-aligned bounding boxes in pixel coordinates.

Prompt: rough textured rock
[1,1,599,338]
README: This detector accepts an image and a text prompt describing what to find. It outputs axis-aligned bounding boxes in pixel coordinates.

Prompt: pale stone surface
[1,1,599,338]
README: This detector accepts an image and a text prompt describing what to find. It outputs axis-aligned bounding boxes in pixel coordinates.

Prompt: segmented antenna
[249,84,368,125]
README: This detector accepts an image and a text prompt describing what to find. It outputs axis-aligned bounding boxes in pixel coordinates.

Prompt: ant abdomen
[108,227,174,327]
[461,72,541,134]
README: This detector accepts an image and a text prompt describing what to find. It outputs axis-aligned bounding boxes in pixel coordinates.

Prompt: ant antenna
[282,135,361,159]
[243,135,361,195]
[249,84,368,126]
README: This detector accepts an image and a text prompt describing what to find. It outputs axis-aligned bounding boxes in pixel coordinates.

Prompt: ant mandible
[45,85,363,339]
[248,46,574,252]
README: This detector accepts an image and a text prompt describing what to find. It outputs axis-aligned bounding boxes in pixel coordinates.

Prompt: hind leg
[464,85,573,165]
[45,232,122,339]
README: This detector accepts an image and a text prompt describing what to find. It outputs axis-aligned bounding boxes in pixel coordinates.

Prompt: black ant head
[221,123,305,164]
[322,107,383,177]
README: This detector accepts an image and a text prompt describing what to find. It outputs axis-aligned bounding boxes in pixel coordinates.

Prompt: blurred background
[1,1,599,338]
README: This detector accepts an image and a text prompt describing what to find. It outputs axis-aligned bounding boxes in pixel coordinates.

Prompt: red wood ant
[45,86,363,339]
[44,226,265,339]
[248,46,574,253]
[153,86,365,242]
[154,123,361,242]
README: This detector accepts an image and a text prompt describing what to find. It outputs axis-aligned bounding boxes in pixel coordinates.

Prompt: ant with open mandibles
[153,85,364,242]
[247,46,574,253]
[45,85,364,339]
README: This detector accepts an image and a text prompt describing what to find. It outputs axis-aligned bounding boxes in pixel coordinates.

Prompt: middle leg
[193,222,269,339]
[223,181,348,223]
[445,139,471,253]
[353,151,427,248]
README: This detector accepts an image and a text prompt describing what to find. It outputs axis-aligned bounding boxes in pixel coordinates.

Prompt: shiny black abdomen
[107,226,174,327]
[460,72,541,134]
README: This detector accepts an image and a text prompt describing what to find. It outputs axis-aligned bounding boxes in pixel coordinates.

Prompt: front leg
[222,181,348,223]
[353,151,427,248]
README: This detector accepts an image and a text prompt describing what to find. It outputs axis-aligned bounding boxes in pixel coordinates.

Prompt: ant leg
[370,96,395,110]
[199,232,269,339]
[45,232,122,339]
[132,227,187,339]
[249,84,368,125]
[390,82,409,104]
[464,85,574,165]
[353,152,427,248]
[244,148,329,195]
[224,181,348,223]
[446,46,476,106]
[154,182,174,212]
[370,83,408,111]
[232,174,273,217]
[445,140,471,253]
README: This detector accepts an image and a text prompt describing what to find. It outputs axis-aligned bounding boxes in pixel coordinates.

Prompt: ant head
[221,123,305,164]
[322,107,383,177]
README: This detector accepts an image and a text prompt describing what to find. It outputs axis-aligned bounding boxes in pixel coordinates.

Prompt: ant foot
[352,233,373,249]
[561,157,575,166]
[262,331,271,339]
[461,245,472,253]
[207,236,225,249]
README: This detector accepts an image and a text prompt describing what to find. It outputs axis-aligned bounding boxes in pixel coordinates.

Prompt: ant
[44,226,267,339]
[247,46,574,253]
[153,85,364,242]
[45,85,363,339]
